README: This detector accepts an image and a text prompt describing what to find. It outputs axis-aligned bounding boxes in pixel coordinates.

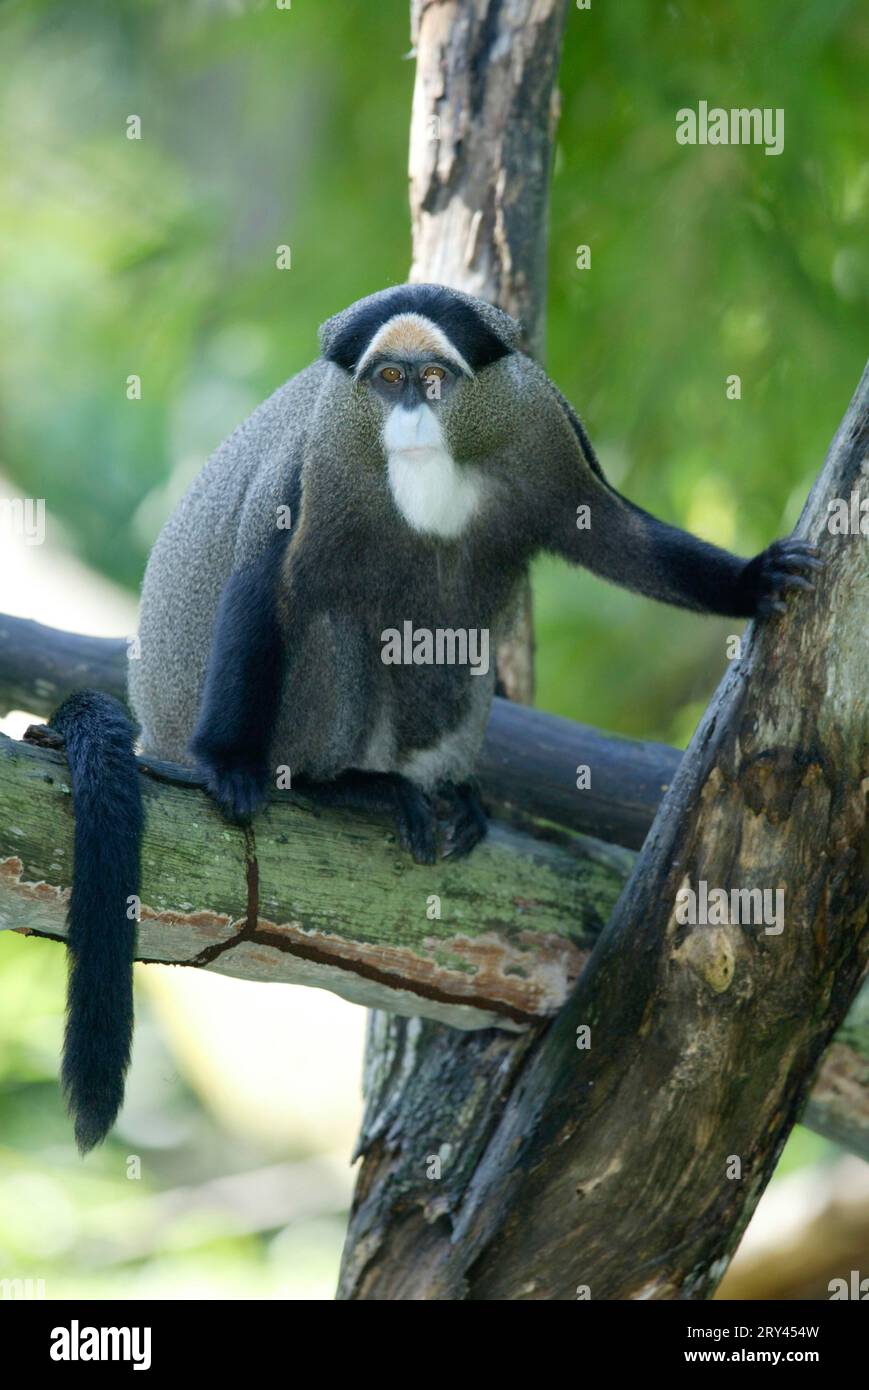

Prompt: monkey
[49,282,819,1150]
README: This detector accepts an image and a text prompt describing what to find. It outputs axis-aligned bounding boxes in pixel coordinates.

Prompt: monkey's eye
[421,365,447,383]
[379,365,404,384]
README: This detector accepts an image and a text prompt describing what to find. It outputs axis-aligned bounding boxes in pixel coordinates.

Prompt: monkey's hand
[196,753,269,826]
[436,781,489,859]
[737,539,822,617]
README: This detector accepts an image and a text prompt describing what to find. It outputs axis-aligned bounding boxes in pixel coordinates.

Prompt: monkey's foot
[741,539,823,617]
[393,780,437,865]
[198,757,268,825]
[436,781,489,859]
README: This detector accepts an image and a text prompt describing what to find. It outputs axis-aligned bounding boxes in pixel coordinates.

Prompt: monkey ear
[318,304,356,362]
[470,300,523,351]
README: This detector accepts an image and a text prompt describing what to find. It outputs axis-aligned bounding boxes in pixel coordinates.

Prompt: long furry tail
[51,691,143,1154]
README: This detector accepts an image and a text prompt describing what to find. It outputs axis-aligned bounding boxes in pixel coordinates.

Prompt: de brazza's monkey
[51,283,819,1149]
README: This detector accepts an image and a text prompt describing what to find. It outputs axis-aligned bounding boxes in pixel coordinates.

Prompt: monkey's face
[348,352,481,539]
[318,289,526,535]
[361,354,460,457]
[355,347,519,469]
[354,348,524,542]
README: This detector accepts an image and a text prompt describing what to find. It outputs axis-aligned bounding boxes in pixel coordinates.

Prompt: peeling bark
[0,730,629,1028]
[409,0,567,356]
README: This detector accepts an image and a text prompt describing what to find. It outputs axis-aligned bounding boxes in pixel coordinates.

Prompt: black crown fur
[323,284,513,374]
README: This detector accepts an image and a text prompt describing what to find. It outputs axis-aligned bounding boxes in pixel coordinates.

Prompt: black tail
[51,691,143,1154]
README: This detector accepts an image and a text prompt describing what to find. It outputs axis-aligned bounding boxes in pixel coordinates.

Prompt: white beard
[383,405,484,540]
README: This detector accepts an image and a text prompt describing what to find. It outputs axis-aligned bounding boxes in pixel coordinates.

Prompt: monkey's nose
[384,404,442,454]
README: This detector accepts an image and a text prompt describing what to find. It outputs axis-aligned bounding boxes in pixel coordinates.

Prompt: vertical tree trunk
[337,0,569,1299]
[408,0,568,704]
[408,0,565,358]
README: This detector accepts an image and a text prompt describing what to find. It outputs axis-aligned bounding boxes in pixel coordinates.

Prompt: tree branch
[0,726,632,1028]
[1,616,864,1153]
[0,611,680,851]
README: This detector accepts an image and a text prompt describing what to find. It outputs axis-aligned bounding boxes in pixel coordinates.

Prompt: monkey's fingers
[767,539,823,571]
[746,538,824,617]
[756,596,788,616]
[438,781,489,860]
[202,762,268,825]
[394,782,437,865]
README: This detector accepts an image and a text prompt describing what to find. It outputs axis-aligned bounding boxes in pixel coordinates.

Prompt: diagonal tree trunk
[339,361,869,1301]
[426,364,869,1301]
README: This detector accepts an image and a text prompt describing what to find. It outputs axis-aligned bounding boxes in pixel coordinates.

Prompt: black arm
[545,394,820,619]
[189,533,294,823]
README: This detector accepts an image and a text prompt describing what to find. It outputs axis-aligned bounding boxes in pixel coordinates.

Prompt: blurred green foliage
[1,0,866,743]
[0,0,862,1298]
